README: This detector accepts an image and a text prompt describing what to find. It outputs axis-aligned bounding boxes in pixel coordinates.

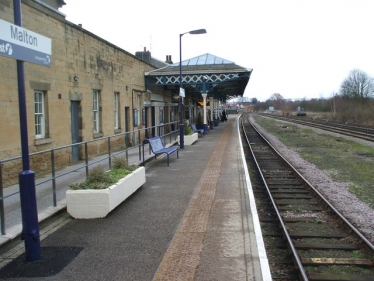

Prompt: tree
[269,93,285,110]
[339,69,374,99]
[252,97,258,104]
[270,93,285,102]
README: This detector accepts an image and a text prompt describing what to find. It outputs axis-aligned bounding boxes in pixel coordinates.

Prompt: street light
[179,28,207,149]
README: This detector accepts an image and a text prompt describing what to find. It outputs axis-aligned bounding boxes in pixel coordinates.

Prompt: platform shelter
[145,53,253,129]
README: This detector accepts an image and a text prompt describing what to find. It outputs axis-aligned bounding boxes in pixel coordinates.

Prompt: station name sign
[0,19,51,66]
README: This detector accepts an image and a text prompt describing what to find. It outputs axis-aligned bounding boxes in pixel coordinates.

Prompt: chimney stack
[165,55,173,64]
[135,47,151,64]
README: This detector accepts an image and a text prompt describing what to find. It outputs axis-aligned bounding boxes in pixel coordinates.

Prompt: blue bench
[142,136,179,166]
[189,123,204,137]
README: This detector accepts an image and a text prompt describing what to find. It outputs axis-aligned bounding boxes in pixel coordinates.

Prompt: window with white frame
[34,91,45,138]
[93,90,100,133]
[114,92,119,129]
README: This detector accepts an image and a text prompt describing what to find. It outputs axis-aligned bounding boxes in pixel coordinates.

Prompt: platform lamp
[179,28,207,149]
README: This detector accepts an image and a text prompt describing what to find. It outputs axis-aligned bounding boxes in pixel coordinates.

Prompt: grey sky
[60,0,374,101]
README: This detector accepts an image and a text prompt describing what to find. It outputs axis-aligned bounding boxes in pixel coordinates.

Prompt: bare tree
[339,69,374,99]
[330,92,337,117]
[270,93,285,102]
[270,93,284,108]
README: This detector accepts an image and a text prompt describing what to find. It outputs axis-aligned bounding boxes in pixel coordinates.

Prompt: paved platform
[0,115,271,280]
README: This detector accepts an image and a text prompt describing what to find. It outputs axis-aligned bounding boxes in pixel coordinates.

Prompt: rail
[240,113,374,280]
[240,115,309,280]
[0,121,179,235]
[257,112,374,142]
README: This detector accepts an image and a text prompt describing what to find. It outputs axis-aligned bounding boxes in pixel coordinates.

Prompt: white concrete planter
[66,167,146,219]
[177,133,198,145]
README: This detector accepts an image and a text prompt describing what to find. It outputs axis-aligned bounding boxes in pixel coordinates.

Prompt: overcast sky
[60,0,374,101]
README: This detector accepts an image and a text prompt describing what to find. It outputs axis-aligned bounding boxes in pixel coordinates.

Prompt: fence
[0,121,179,235]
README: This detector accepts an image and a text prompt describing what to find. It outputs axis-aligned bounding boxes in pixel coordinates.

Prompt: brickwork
[0,0,172,185]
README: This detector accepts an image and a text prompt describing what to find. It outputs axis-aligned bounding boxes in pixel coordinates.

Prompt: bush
[112,155,131,170]
[69,156,137,190]
[196,111,203,128]
[184,121,194,135]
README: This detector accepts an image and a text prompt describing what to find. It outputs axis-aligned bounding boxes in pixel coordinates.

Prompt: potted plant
[66,156,146,219]
[196,111,203,129]
[177,121,198,145]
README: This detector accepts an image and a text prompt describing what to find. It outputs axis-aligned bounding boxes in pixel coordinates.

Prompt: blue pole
[179,33,184,149]
[14,0,41,262]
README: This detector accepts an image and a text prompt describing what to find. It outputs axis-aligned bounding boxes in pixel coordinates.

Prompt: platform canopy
[145,53,253,101]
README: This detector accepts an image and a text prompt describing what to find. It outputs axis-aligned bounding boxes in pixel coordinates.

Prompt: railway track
[240,114,374,281]
[257,113,374,142]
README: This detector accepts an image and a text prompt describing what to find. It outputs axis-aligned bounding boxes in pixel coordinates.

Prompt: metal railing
[0,121,179,235]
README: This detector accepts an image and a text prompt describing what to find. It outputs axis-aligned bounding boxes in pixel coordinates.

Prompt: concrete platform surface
[0,115,271,281]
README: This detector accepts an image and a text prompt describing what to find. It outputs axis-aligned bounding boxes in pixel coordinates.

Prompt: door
[124,107,130,146]
[71,101,80,162]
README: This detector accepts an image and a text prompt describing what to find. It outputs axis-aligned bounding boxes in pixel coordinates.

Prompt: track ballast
[240,113,374,281]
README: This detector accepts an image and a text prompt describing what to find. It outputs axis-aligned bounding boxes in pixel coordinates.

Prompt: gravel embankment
[249,116,374,244]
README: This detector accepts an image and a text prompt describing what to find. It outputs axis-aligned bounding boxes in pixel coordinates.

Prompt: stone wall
[0,0,171,185]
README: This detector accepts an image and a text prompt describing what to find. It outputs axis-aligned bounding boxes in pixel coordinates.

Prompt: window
[93,90,100,133]
[136,94,141,126]
[170,110,175,122]
[114,92,119,129]
[133,93,141,127]
[159,108,164,123]
[34,91,45,138]
[133,109,139,127]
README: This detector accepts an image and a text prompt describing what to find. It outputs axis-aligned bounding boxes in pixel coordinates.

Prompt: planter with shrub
[66,156,146,219]
[177,121,198,145]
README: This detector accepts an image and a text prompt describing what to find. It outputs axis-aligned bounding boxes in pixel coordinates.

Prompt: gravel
[249,116,374,245]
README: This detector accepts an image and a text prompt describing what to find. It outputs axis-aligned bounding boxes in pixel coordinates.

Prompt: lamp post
[179,28,206,148]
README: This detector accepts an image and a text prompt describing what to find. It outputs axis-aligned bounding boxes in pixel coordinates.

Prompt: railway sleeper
[278,205,324,211]
[268,185,305,189]
[274,242,360,250]
[275,200,318,205]
[267,181,301,185]
[293,242,360,250]
[269,188,306,192]
[285,222,334,228]
[307,272,374,281]
[283,217,333,223]
[263,231,346,238]
[290,231,347,238]
[272,194,313,199]
[301,257,374,266]
[261,174,295,178]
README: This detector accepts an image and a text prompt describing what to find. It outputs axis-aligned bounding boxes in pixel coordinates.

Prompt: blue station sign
[0,19,51,67]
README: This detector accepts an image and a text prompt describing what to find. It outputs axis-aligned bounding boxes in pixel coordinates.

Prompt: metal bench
[142,136,179,166]
[189,123,204,137]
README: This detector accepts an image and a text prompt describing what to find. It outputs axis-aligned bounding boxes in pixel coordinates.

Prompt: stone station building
[0,0,252,185]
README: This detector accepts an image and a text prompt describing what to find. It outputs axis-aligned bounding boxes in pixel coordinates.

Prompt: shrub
[69,156,137,190]
[184,121,194,135]
[112,155,130,170]
[196,111,203,128]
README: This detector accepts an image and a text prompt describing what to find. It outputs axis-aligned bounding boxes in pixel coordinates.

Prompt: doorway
[71,101,80,162]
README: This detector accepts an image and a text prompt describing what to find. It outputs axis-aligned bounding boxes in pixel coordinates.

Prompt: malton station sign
[0,18,51,67]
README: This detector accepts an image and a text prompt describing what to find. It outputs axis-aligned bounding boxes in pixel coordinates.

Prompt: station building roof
[145,53,253,101]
